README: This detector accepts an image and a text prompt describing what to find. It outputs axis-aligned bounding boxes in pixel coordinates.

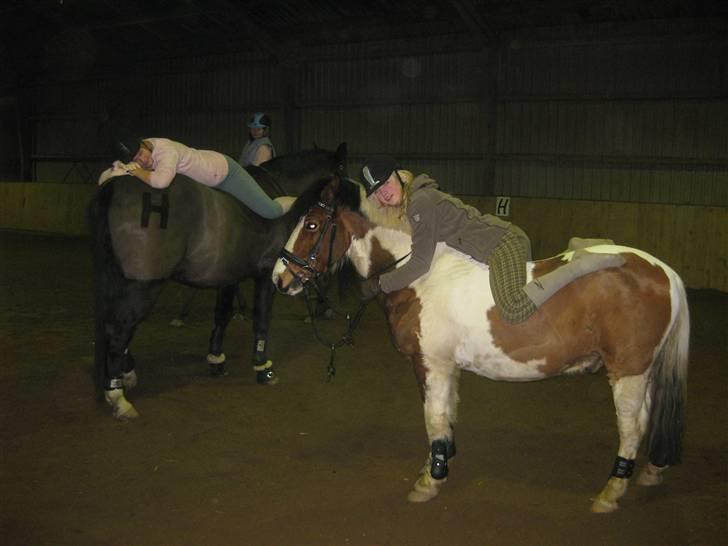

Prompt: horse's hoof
[590,497,619,513]
[407,488,439,502]
[169,318,185,328]
[256,368,279,385]
[105,389,139,421]
[114,405,140,421]
[407,479,441,503]
[209,363,228,377]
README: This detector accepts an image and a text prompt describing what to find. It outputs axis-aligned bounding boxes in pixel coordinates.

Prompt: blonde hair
[396,169,415,220]
[359,169,414,234]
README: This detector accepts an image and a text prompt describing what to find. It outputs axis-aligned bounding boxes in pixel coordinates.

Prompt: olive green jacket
[379,175,510,293]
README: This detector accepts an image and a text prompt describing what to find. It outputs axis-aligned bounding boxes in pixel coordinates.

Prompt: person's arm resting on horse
[379,193,438,293]
[129,147,178,189]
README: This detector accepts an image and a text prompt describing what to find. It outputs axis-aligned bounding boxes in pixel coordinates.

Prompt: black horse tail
[646,273,690,467]
[87,182,118,391]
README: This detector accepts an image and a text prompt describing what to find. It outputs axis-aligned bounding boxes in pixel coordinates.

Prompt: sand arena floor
[1,232,726,546]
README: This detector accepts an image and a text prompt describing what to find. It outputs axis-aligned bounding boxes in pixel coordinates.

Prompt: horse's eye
[305,222,318,231]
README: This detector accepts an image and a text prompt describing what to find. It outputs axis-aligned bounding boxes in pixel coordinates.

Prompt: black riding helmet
[361,155,399,196]
[113,135,142,163]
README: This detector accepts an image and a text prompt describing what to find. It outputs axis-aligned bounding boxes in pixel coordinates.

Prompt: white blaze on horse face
[272,217,306,295]
[415,246,549,381]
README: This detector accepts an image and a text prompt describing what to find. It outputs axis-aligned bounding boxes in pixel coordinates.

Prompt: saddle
[566,237,615,251]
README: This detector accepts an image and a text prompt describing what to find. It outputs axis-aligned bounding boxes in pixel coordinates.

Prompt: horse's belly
[416,257,551,381]
[454,348,546,381]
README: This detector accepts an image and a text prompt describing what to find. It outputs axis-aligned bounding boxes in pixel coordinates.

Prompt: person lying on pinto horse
[358,155,623,320]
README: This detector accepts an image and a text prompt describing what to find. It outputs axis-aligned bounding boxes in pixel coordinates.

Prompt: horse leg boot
[524,250,625,307]
[121,348,138,389]
[408,438,456,503]
[252,276,278,385]
[207,285,236,376]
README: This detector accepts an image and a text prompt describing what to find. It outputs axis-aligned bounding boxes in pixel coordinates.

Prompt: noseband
[280,200,337,283]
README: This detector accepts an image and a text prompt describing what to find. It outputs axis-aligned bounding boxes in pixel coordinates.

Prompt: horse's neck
[348,224,413,279]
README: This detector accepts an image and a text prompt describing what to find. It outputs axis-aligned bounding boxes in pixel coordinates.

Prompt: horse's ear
[321,175,340,203]
[336,142,347,162]
[312,142,321,151]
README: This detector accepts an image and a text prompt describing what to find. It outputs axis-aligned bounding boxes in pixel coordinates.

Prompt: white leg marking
[423,359,457,442]
[104,389,139,420]
[206,352,226,364]
[591,373,649,512]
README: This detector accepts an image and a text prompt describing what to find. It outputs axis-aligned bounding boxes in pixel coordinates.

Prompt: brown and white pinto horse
[272,177,689,512]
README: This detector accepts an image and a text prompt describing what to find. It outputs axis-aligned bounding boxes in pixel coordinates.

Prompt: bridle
[278,194,411,381]
[279,200,338,284]
[278,198,353,381]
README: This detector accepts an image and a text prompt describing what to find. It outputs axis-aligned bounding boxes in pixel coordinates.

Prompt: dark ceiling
[2,0,726,85]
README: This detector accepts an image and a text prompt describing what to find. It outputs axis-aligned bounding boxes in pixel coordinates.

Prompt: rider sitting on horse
[239,112,276,167]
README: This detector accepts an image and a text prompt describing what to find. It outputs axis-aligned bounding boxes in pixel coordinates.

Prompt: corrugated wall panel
[22,25,728,206]
[30,63,286,181]
[497,100,728,159]
[494,161,726,205]
[501,37,728,97]
[494,34,728,205]
[297,49,489,193]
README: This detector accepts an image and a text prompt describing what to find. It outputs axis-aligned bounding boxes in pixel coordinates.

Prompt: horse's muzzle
[273,267,304,295]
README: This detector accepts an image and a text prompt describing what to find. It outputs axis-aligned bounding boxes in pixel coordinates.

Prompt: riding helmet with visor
[248,112,271,129]
[361,155,399,196]
[114,135,143,163]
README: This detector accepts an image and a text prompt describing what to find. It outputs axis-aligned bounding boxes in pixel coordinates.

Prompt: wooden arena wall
[2,19,725,292]
[1,181,724,292]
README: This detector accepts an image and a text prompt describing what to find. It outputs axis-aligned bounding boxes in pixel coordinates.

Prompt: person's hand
[98,163,128,185]
[360,277,381,300]
[123,161,141,173]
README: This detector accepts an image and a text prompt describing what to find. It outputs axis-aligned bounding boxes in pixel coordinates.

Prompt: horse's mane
[336,177,363,211]
[284,176,337,221]
[281,175,412,235]
[264,148,337,178]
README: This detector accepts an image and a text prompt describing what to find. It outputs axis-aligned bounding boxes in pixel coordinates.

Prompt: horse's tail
[646,270,690,467]
[87,182,117,391]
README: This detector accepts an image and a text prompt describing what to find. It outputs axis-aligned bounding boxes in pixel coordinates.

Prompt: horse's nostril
[276,273,292,292]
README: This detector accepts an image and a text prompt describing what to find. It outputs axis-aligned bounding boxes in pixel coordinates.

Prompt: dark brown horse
[88,144,346,419]
[272,176,689,512]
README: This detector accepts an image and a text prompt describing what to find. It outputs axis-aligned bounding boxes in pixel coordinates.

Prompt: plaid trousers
[487,229,537,323]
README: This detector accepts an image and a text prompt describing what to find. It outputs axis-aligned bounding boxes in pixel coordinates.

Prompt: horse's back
[516,246,679,377]
[103,177,267,284]
[414,244,681,381]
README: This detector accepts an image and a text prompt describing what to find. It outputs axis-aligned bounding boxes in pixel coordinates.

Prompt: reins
[302,251,411,381]
[280,196,410,380]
